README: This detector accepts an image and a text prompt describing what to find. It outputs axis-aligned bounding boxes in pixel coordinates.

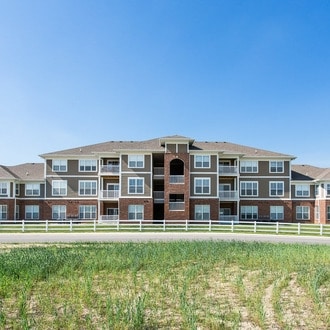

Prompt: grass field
[0,241,329,329]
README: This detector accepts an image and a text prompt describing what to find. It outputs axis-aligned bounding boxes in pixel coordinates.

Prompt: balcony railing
[100,190,120,199]
[153,167,164,176]
[169,175,184,184]
[218,165,238,175]
[169,202,185,211]
[100,165,120,174]
[99,215,119,223]
[219,215,239,223]
[153,191,164,203]
[219,190,239,200]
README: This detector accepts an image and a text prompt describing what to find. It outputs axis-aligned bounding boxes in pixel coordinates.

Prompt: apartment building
[1,135,330,224]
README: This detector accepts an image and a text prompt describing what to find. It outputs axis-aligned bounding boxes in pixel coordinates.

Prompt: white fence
[0,220,329,236]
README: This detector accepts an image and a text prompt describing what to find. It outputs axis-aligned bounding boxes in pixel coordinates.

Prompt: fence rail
[0,220,329,237]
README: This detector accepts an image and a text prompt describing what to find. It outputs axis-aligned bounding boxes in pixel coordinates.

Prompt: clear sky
[1,0,330,166]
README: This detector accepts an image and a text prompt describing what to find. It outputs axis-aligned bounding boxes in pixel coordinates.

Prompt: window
[15,184,20,196]
[52,205,66,220]
[195,205,210,220]
[0,205,7,220]
[315,206,320,220]
[326,184,330,196]
[241,206,258,220]
[15,205,19,220]
[79,159,97,172]
[128,205,144,220]
[52,160,67,172]
[269,182,284,196]
[128,155,144,168]
[25,183,40,196]
[128,178,144,194]
[240,161,258,173]
[327,206,330,220]
[315,185,320,197]
[270,206,284,220]
[79,205,96,219]
[0,183,8,196]
[295,184,309,197]
[270,161,284,173]
[52,180,67,196]
[240,181,258,196]
[195,155,210,168]
[25,205,39,220]
[296,206,310,220]
[195,178,210,194]
[79,181,97,196]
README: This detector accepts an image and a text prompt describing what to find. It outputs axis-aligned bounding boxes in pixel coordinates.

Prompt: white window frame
[240,181,258,196]
[25,205,39,220]
[241,206,258,220]
[15,205,19,220]
[296,206,310,220]
[194,155,210,168]
[269,181,284,197]
[326,184,330,196]
[52,205,67,220]
[240,161,258,173]
[295,184,310,197]
[270,206,284,221]
[194,178,211,195]
[128,205,144,220]
[0,205,7,220]
[52,180,67,196]
[327,206,330,220]
[128,155,144,168]
[315,206,320,220]
[15,183,20,196]
[269,161,284,173]
[195,205,210,220]
[79,159,97,172]
[25,183,40,196]
[79,180,97,196]
[128,178,144,194]
[0,182,8,196]
[79,205,96,219]
[52,159,67,172]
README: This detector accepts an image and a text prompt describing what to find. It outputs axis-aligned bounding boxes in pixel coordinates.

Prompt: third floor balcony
[218,165,238,176]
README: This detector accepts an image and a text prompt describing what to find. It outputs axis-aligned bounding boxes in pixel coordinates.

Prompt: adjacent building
[1,135,330,224]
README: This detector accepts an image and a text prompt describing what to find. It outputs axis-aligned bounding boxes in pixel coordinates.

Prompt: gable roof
[291,164,330,181]
[40,136,294,159]
[0,163,44,181]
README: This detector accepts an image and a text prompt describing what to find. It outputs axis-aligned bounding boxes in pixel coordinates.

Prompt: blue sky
[1,0,330,166]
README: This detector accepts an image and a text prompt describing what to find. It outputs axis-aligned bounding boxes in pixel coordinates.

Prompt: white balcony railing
[99,215,119,223]
[153,191,165,202]
[169,175,184,184]
[100,190,120,199]
[169,202,185,211]
[100,165,120,174]
[218,165,238,175]
[153,167,164,176]
[219,215,239,223]
[219,190,239,200]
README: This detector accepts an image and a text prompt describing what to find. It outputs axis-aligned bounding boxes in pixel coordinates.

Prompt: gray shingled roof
[40,136,294,159]
[291,164,330,181]
[0,163,44,181]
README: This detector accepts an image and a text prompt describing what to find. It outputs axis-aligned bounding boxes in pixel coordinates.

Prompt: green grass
[0,241,329,329]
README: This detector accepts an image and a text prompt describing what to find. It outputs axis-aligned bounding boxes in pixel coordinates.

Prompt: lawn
[0,241,329,329]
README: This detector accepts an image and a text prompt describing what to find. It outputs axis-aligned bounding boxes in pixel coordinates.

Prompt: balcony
[100,165,120,175]
[219,190,239,200]
[100,190,120,200]
[169,202,185,211]
[99,215,119,223]
[153,167,164,177]
[169,175,184,184]
[218,165,238,175]
[153,191,164,203]
[219,215,239,223]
